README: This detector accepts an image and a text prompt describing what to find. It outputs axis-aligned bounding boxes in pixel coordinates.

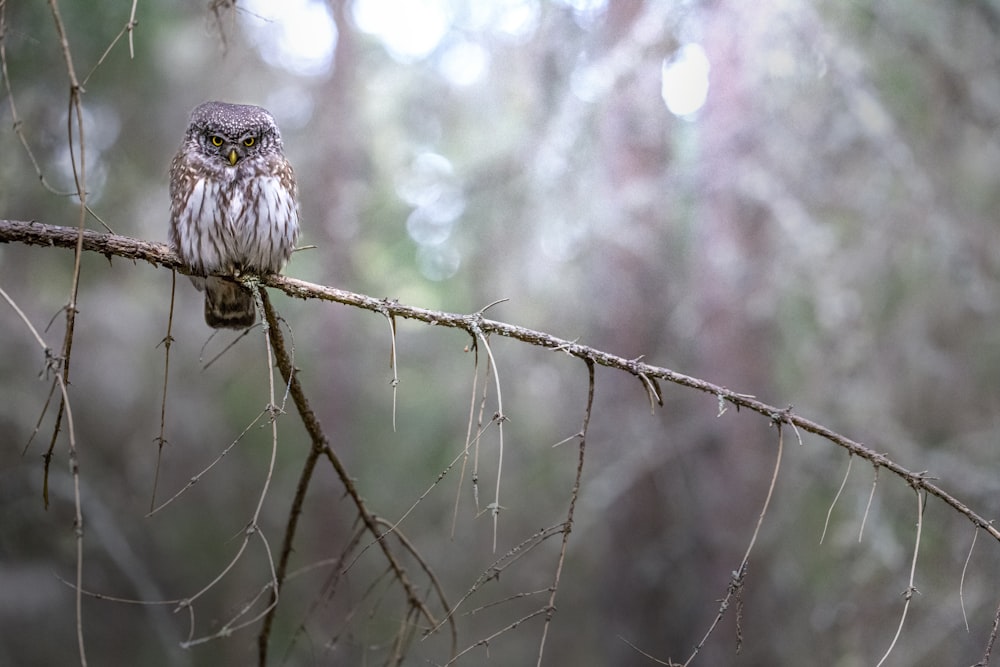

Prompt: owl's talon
[239,274,259,288]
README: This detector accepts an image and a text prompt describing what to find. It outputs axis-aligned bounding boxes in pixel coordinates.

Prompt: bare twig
[536,357,594,666]
[0,5,76,196]
[150,270,176,512]
[426,524,567,637]
[0,283,83,664]
[452,339,482,537]
[860,466,880,543]
[961,527,979,633]
[637,371,662,414]
[473,330,506,553]
[820,453,853,545]
[256,291,323,665]
[41,0,89,659]
[81,7,140,87]
[165,280,287,649]
[274,524,367,664]
[380,307,400,431]
[470,342,495,514]
[875,486,925,667]
[127,0,138,58]
[256,290,443,665]
[373,517,457,657]
[373,442,483,553]
[677,422,785,666]
[977,594,1000,667]
[171,408,279,639]
[444,607,551,666]
[146,409,270,517]
[201,325,256,370]
[617,635,679,666]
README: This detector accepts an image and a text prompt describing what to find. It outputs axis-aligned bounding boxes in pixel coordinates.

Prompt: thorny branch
[164,281,284,650]
[33,0,91,661]
[876,485,926,667]
[976,595,1000,667]
[535,357,594,666]
[2,0,142,659]
[256,290,455,666]
[4,218,1000,547]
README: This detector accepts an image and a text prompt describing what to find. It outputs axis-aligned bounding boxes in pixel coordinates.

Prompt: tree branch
[3,218,999,544]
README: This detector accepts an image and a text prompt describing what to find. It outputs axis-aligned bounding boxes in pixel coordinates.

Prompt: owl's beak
[228,149,238,166]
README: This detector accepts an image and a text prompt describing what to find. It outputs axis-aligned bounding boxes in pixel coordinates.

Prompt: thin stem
[820,454,852,545]
[150,270,176,512]
[536,357,594,666]
[875,487,924,667]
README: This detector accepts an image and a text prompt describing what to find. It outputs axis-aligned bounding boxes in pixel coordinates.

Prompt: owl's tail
[203,277,256,329]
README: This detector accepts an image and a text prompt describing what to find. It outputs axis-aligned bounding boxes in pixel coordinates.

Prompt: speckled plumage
[169,101,299,328]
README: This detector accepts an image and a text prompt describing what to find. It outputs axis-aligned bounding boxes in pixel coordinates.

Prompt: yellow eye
[243,137,255,147]
[210,135,223,147]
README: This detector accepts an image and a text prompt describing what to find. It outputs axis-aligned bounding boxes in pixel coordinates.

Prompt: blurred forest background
[4,0,1000,665]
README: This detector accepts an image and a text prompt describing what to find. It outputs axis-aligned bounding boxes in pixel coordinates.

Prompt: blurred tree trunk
[312,0,367,268]
[687,1,775,656]
[600,1,775,662]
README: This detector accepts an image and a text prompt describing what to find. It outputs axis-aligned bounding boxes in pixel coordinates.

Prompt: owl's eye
[243,137,256,147]
[210,135,224,147]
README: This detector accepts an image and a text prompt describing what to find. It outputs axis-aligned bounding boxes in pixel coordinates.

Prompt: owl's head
[186,101,282,166]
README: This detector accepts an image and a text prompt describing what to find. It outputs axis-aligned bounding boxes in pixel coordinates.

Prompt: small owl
[169,101,300,328]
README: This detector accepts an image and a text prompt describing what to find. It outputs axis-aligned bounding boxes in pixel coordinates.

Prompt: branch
[256,288,447,663]
[1,219,183,268]
[4,218,1000,545]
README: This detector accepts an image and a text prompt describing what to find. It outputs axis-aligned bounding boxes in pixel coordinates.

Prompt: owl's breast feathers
[169,164,299,277]
[231,174,299,272]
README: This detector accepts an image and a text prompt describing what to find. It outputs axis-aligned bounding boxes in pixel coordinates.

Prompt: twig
[150,270,176,512]
[0,283,83,664]
[444,608,551,666]
[256,290,442,665]
[42,0,89,659]
[373,517,457,657]
[470,343,495,514]
[473,330,506,553]
[256,291,321,665]
[373,443,483,553]
[679,422,785,666]
[81,8,139,86]
[874,487,925,667]
[127,0,138,58]
[0,6,75,196]
[961,527,979,633]
[146,409,270,517]
[148,283,283,648]
[274,524,367,664]
[426,524,566,637]
[200,325,256,370]
[536,357,594,666]
[452,339,482,537]
[173,281,287,648]
[820,454,852,545]
[617,635,678,666]
[381,308,400,431]
[466,587,552,615]
[859,466,880,543]
[637,371,662,414]
[977,594,1000,667]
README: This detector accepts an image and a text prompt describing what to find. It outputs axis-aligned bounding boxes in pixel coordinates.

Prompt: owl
[169,101,300,328]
